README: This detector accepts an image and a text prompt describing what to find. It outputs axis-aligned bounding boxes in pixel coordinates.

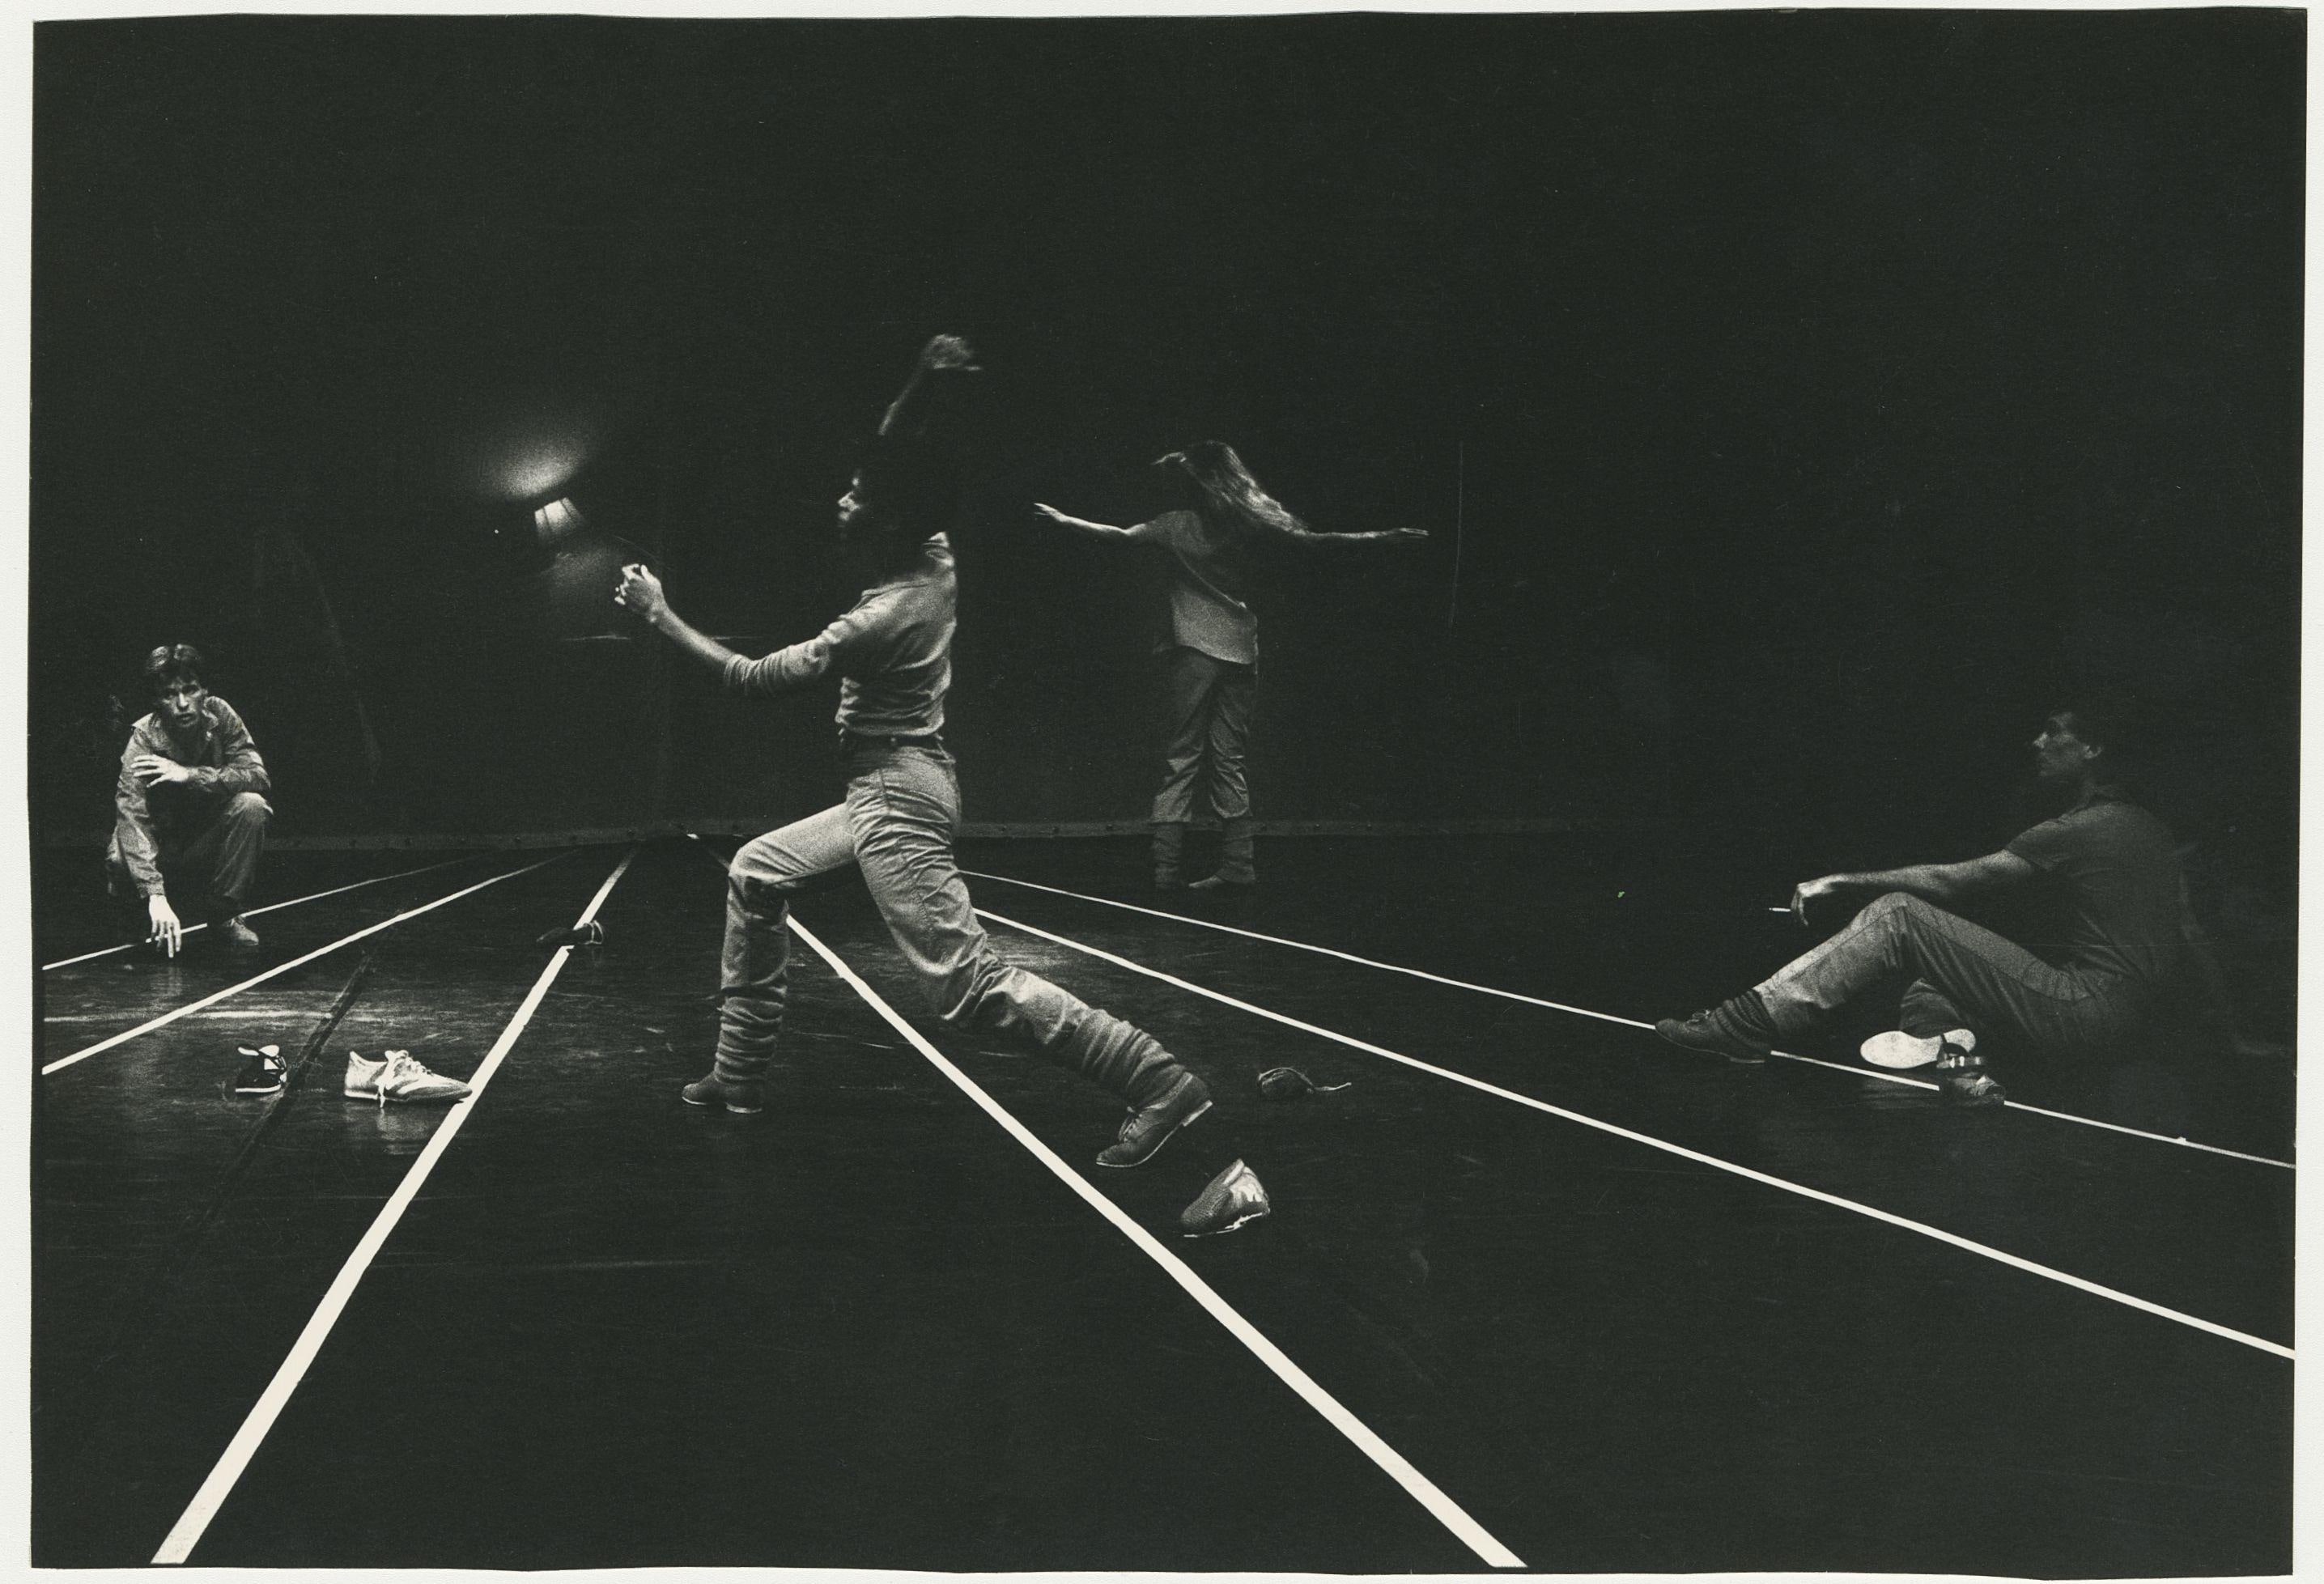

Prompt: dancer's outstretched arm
[615,563,742,673]
[1030,503,1155,543]
[1274,523,1430,549]
[880,334,981,440]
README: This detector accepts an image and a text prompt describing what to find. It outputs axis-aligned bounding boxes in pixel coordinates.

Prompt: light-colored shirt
[109,695,270,897]
[1128,509,1257,665]
[722,536,956,737]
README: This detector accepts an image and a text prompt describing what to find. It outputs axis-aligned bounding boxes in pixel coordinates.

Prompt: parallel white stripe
[40,855,480,971]
[152,850,635,1565]
[786,915,1526,1569]
[976,905,2294,1364]
[962,869,2296,1171]
[38,859,478,970]
[42,856,563,1077]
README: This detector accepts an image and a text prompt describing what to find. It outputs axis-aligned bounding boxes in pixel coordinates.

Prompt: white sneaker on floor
[345,1049,472,1105]
[1860,1028,1972,1071]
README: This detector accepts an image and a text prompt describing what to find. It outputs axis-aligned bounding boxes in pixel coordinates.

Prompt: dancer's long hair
[1152,441,1312,545]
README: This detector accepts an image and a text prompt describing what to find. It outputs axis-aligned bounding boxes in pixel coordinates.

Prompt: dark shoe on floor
[1939,1069,2007,1106]
[1097,1069,1212,1168]
[1257,1065,1350,1100]
[232,1043,286,1095]
[1932,1032,2005,1107]
[217,915,261,952]
[1655,1008,1770,1064]
[1179,1158,1272,1237]
[682,1071,765,1115]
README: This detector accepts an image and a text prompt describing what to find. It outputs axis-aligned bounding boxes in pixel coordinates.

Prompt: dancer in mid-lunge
[1035,442,1425,891]
[617,339,1267,1234]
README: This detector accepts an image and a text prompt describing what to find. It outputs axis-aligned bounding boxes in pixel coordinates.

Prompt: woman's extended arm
[1279,525,1430,548]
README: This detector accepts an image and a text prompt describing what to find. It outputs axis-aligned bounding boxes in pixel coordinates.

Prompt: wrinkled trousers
[1149,645,1256,826]
[1755,890,2148,1059]
[715,739,1176,1101]
[108,792,271,915]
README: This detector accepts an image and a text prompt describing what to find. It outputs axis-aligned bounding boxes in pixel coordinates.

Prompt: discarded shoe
[535,920,606,950]
[1655,1008,1770,1064]
[681,1071,765,1115]
[1931,1031,2005,1108]
[345,1050,472,1106]
[1940,1068,2007,1106]
[1179,1159,1272,1237]
[1861,1030,1947,1070]
[232,1043,286,1095]
[1257,1065,1351,1100]
[1096,1069,1212,1169]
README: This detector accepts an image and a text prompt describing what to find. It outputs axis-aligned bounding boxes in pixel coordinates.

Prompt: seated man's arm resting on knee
[1791,849,2037,926]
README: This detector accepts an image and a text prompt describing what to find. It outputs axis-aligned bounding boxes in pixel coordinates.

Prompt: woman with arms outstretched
[1035,441,1425,890]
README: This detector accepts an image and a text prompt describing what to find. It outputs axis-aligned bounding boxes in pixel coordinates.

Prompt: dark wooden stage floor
[31,835,2293,1573]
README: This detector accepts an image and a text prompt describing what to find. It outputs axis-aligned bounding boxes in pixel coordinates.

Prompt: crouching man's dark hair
[142,643,206,694]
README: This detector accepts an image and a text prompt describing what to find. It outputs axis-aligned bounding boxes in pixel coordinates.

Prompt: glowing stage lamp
[533,496,588,544]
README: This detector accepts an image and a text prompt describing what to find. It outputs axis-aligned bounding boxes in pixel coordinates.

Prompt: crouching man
[107,643,271,956]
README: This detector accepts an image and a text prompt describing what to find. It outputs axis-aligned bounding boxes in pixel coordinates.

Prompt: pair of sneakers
[231,1046,471,1105]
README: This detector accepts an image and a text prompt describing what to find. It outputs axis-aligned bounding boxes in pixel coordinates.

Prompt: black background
[32,11,2302,885]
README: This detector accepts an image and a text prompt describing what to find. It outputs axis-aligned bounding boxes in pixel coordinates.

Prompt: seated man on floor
[1655,696,2187,1108]
[107,643,272,957]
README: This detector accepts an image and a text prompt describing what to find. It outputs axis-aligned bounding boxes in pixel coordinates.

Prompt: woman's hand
[1031,503,1072,527]
[614,563,668,624]
[1385,527,1430,543]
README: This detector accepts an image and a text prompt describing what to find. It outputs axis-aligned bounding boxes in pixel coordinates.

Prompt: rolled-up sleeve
[720,602,890,698]
[187,701,270,796]
[113,731,165,897]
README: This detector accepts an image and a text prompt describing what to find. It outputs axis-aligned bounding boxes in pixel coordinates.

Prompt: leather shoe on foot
[1096,1069,1211,1168]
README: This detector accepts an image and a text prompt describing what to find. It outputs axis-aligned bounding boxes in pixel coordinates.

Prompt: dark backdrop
[31,11,2302,890]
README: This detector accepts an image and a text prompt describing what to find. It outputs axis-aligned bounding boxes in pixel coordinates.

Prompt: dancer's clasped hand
[614,563,668,623]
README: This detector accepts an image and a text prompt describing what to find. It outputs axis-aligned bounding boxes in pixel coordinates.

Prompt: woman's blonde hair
[1153,441,1311,543]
